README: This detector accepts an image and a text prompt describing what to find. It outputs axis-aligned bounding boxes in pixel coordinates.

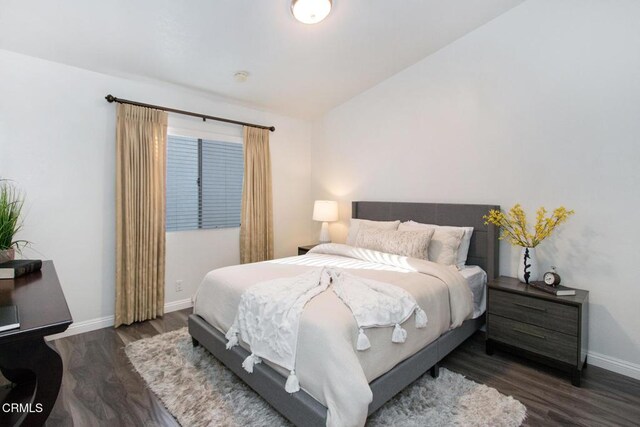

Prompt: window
[166,135,243,231]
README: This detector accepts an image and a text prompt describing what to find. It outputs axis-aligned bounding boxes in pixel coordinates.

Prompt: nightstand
[486,276,589,386]
[298,244,319,255]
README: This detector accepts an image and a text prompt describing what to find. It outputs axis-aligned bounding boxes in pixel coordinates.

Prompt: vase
[0,248,15,263]
[518,247,539,284]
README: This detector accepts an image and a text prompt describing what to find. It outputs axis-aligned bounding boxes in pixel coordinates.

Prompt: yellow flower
[483,204,574,248]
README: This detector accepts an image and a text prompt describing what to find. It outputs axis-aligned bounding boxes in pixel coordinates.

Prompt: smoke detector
[234,71,249,83]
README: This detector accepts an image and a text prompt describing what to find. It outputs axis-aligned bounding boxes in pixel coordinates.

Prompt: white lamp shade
[291,0,332,24]
[313,200,338,222]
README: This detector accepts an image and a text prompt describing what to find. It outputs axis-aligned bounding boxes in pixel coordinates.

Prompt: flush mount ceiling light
[291,0,332,24]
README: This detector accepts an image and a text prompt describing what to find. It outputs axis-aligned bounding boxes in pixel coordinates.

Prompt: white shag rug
[125,328,526,427]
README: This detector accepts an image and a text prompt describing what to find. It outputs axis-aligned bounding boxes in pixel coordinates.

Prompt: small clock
[544,267,561,286]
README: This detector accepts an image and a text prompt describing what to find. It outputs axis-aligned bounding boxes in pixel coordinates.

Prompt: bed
[188,201,499,427]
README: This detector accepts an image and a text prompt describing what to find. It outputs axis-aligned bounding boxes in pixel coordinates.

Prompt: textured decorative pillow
[355,226,435,259]
[398,221,467,266]
[346,219,400,246]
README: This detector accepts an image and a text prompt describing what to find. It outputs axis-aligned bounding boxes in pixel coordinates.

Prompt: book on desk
[0,259,42,279]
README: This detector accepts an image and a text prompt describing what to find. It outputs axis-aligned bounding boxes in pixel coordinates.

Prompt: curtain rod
[104,94,275,132]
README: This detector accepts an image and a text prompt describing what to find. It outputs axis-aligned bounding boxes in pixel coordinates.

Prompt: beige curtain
[115,104,168,327]
[240,126,274,263]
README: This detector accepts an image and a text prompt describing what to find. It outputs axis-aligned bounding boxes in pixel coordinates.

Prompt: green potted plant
[0,180,28,263]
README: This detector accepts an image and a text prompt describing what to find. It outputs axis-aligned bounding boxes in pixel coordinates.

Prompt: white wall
[311,0,640,376]
[0,49,313,330]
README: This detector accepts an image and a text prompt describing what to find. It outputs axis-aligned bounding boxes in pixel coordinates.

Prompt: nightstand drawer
[488,314,577,365]
[489,289,578,335]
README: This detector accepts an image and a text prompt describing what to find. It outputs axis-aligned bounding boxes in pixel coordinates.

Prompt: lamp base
[318,221,331,244]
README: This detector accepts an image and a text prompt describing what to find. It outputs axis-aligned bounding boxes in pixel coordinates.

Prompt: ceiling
[0,0,524,117]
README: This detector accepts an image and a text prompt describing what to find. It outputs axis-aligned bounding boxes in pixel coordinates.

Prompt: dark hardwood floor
[441,335,640,427]
[46,311,188,427]
[6,308,637,426]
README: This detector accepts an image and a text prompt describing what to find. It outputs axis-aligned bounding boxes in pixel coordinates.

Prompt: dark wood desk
[0,261,72,427]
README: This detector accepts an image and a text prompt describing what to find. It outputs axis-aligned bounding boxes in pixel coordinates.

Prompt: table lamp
[313,200,338,243]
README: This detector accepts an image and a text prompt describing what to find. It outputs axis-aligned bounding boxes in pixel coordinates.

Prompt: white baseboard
[587,351,640,381]
[164,297,194,313]
[46,314,116,341]
[46,298,193,341]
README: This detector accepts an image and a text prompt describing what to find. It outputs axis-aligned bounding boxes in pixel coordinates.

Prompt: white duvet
[193,243,473,427]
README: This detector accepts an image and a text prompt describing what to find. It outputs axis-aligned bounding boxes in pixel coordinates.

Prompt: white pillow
[455,226,474,269]
[355,226,435,259]
[399,221,472,268]
[346,218,400,246]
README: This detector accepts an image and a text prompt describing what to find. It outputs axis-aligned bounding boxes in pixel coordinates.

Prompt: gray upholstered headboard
[352,201,500,279]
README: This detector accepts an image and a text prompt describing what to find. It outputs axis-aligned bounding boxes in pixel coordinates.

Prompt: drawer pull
[513,302,547,312]
[513,327,546,340]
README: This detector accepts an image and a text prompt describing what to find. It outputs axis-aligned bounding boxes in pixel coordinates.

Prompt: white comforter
[193,243,473,427]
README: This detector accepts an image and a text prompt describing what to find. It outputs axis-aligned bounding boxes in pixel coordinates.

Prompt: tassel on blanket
[392,324,407,343]
[415,307,428,329]
[224,326,237,341]
[242,353,262,373]
[285,370,300,393]
[357,328,371,351]
[225,327,239,349]
[225,335,238,350]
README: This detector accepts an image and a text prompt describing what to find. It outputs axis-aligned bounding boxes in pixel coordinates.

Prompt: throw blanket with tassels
[329,268,427,351]
[225,268,330,393]
[226,266,427,394]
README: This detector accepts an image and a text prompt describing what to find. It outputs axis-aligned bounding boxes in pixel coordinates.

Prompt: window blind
[166,135,243,232]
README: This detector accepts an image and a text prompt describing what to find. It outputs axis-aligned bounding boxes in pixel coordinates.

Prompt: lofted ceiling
[0,0,524,117]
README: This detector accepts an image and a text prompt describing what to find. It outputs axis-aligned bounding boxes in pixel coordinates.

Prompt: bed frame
[188,201,499,427]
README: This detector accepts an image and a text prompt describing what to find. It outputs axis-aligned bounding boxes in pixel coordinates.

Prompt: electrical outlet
[175,280,183,292]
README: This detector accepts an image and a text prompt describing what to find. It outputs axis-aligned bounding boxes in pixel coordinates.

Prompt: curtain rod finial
[269,126,276,132]
[105,94,116,103]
